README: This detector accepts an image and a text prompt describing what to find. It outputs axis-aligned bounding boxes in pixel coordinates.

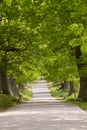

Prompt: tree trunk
[0,13,10,94]
[68,81,75,96]
[0,15,2,25]
[0,73,2,93]
[0,70,10,95]
[74,46,87,101]
[78,77,87,101]
[8,75,19,96]
[0,52,10,95]
[64,81,69,90]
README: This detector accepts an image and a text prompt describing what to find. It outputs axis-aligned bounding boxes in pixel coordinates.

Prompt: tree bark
[0,52,10,95]
[8,75,19,96]
[0,70,10,94]
[0,15,2,25]
[64,81,69,90]
[0,73,2,93]
[78,77,87,101]
[0,13,10,95]
[68,81,75,96]
[74,46,87,101]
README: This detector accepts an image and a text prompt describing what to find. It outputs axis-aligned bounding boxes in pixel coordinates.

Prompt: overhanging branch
[5,47,28,52]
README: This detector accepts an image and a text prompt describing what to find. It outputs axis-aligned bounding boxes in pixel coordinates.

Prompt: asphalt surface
[0,80,87,130]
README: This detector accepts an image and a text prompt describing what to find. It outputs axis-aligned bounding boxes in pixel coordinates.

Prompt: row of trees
[0,0,41,95]
[40,0,87,101]
[0,0,87,101]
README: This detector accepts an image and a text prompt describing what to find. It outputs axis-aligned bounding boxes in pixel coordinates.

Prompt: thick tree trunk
[78,77,87,101]
[74,46,87,101]
[0,15,2,25]
[0,71,10,95]
[0,14,10,94]
[0,52,10,95]
[8,75,19,96]
[0,73,2,93]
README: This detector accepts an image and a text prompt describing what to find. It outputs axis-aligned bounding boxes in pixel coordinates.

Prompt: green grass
[50,84,87,111]
[0,94,19,110]
[0,89,32,111]
[65,96,87,111]
[20,89,32,101]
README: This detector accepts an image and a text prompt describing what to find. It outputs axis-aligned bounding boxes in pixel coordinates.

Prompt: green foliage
[43,48,79,82]
[10,61,41,85]
[40,0,87,84]
[69,23,84,37]
[50,85,69,99]
[51,88,68,98]
[18,83,33,101]
[0,0,42,87]
[81,36,87,54]
[0,0,87,100]
[69,38,81,47]
[20,89,32,101]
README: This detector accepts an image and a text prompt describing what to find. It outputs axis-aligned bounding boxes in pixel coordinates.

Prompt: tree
[1,0,87,101]
[0,0,41,94]
[37,0,87,100]
[0,0,24,94]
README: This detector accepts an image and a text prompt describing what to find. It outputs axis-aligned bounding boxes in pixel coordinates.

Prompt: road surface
[0,80,87,130]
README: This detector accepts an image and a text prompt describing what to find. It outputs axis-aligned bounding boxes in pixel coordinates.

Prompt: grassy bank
[65,96,87,111]
[0,89,32,111]
[49,84,87,111]
[0,94,19,111]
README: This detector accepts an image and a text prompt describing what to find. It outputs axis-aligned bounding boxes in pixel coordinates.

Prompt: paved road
[0,80,87,130]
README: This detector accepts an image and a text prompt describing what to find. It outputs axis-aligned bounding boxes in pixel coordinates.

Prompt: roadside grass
[0,88,32,111]
[65,95,87,111]
[0,94,19,110]
[50,84,87,111]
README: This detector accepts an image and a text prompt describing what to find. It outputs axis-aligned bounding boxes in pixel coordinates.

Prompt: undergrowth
[20,89,32,101]
[0,94,19,110]
[50,84,68,99]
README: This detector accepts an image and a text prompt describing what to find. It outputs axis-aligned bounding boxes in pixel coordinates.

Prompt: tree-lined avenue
[0,81,87,130]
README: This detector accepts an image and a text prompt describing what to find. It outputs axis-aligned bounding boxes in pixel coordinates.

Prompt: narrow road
[0,80,87,130]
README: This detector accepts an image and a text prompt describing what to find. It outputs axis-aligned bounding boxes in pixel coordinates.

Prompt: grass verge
[0,89,32,111]
[65,96,87,111]
[0,94,19,111]
[50,84,87,111]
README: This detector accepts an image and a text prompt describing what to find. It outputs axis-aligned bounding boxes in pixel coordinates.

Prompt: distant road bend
[0,80,87,130]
